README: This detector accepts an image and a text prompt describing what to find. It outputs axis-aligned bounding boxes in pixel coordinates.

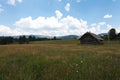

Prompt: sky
[0,0,120,36]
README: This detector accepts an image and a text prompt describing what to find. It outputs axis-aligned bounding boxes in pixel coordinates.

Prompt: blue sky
[0,0,120,36]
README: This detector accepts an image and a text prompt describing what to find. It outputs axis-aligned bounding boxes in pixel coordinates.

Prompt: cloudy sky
[0,0,120,36]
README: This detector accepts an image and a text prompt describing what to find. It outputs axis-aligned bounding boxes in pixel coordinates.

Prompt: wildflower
[81,60,83,63]
[76,70,79,73]
[76,64,78,66]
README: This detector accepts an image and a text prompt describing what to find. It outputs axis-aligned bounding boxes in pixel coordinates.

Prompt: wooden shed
[78,32,103,45]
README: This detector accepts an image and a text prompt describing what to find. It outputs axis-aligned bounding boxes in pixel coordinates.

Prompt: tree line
[102,28,120,41]
[0,28,120,45]
[0,35,58,45]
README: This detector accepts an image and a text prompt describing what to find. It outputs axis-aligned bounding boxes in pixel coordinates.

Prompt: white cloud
[14,10,88,36]
[55,10,63,19]
[104,14,112,19]
[65,3,70,12]
[89,22,113,34]
[0,10,117,36]
[7,0,22,5]
[116,26,120,32]
[0,4,4,13]
[0,25,20,36]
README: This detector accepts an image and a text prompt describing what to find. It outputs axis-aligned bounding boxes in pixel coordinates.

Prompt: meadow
[0,40,120,80]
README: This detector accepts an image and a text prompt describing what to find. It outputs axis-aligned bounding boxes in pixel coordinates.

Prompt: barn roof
[79,32,103,40]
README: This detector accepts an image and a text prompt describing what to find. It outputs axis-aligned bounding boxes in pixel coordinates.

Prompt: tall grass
[0,40,120,80]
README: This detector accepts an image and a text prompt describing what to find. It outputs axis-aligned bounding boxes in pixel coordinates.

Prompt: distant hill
[58,35,79,40]
[98,33,108,37]
[11,35,79,40]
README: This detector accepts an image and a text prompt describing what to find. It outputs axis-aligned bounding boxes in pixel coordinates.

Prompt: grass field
[0,40,120,80]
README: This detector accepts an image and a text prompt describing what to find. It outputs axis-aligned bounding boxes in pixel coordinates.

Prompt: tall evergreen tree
[18,35,27,44]
[108,28,117,40]
[117,32,120,40]
[0,36,13,45]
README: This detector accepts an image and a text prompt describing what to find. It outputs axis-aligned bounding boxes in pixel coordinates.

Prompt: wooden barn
[78,32,103,45]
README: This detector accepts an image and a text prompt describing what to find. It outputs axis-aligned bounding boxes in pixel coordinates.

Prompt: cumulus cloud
[0,10,116,36]
[65,3,70,12]
[14,10,88,36]
[0,25,20,36]
[14,16,88,36]
[104,14,112,19]
[14,14,114,36]
[0,4,4,13]
[90,22,113,34]
[55,10,63,19]
[7,0,22,5]
[116,26,120,32]
[0,19,115,36]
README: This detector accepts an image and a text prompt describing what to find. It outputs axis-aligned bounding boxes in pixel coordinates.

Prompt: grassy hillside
[0,40,120,80]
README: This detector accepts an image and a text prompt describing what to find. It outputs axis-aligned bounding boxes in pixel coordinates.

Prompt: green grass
[0,40,120,80]
[30,39,79,44]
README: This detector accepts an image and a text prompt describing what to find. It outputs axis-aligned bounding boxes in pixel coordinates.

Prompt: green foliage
[108,28,117,40]
[18,35,29,44]
[117,33,120,40]
[101,35,108,40]
[28,35,36,41]
[0,36,13,45]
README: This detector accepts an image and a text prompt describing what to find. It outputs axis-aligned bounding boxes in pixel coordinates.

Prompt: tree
[108,28,117,40]
[0,36,13,45]
[53,36,57,40]
[18,35,29,44]
[28,35,36,41]
[28,35,32,41]
[0,37,5,44]
[117,32,120,40]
